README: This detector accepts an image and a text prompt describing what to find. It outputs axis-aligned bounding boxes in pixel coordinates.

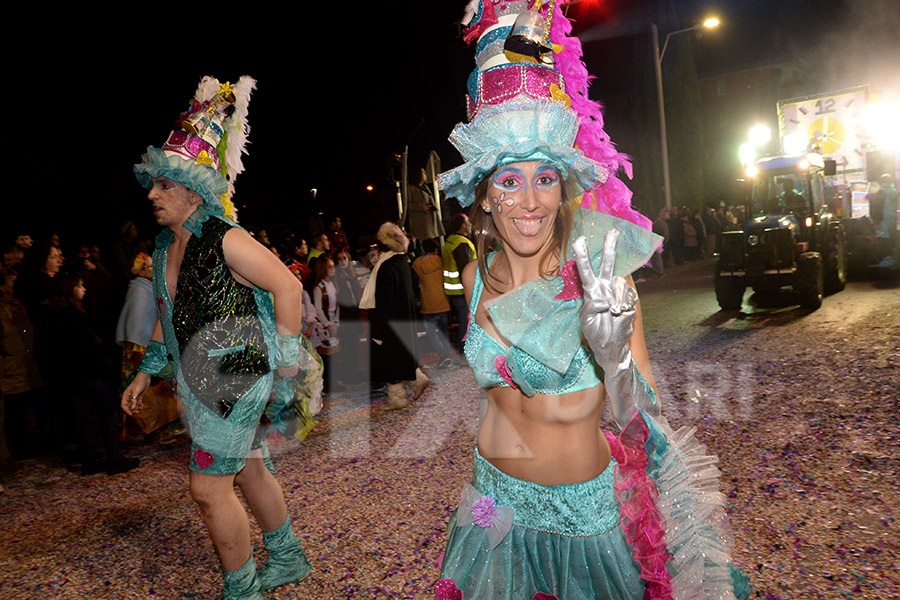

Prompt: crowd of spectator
[641,204,745,279]
[0,210,476,486]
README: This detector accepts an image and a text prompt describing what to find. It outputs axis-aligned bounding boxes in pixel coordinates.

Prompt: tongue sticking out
[512,217,544,237]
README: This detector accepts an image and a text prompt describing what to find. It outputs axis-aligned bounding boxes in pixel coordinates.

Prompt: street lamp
[651,17,720,210]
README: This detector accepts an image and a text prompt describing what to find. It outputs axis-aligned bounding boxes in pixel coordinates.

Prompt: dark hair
[469,174,573,294]
[21,241,61,276]
[49,273,84,312]
[449,213,468,234]
[422,239,439,254]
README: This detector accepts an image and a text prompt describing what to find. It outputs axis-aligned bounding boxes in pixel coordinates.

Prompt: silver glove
[573,230,660,429]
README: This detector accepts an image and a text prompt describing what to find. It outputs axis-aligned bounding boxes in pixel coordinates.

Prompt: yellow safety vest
[442,234,477,296]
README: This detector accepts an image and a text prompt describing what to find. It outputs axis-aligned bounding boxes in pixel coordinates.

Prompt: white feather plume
[223,75,256,185]
[194,76,221,103]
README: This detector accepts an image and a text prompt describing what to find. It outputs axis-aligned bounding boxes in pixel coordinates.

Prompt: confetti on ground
[2,267,898,599]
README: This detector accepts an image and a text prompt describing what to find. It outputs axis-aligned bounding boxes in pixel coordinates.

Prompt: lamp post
[652,17,719,210]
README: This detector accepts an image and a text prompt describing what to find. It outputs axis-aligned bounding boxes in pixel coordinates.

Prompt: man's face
[461,214,472,237]
[15,235,32,248]
[148,177,201,228]
[321,235,331,250]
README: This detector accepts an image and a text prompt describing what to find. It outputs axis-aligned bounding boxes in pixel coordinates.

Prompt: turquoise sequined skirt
[438,448,645,600]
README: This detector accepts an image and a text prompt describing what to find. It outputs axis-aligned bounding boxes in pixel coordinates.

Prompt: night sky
[4,0,898,250]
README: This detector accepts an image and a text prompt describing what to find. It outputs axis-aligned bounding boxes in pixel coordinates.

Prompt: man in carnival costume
[433,2,753,599]
[122,76,322,600]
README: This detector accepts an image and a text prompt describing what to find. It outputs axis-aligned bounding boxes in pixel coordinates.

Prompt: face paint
[532,166,560,190]
[491,166,525,213]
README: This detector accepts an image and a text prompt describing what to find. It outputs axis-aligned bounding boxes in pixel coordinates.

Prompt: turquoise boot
[222,555,264,600]
[258,515,312,591]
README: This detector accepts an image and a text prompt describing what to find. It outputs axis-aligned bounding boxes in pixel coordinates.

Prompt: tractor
[715,153,847,311]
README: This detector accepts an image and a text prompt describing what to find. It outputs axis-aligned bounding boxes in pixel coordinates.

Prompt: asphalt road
[635,257,900,598]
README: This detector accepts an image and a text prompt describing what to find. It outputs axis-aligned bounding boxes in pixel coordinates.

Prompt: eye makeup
[487,163,561,213]
[153,177,178,190]
[533,166,560,188]
[492,166,525,192]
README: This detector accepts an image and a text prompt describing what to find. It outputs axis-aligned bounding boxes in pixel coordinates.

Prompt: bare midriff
[477,383,612,487]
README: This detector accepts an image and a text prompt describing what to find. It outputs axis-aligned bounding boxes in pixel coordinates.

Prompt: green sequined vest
[168,218,270,418]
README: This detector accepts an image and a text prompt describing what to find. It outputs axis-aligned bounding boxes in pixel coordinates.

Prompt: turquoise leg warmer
[222,554,263,600]
[258,515,312,591]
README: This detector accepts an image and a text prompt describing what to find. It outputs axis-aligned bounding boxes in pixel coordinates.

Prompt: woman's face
[336,253,350,267]
[45,247,64,275]
[298,240,309,255]
[482,161,562,259]
[74,279,86,301]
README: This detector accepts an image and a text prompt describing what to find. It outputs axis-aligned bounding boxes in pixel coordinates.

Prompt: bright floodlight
[745,165,759,178]
[863,97,900,152]
[783,133,807,155]
[703,17,720,28]
[749,124,771,146]
[739,143,756,166]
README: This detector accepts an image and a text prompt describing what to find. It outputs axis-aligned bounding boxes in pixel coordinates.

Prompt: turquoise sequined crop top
[465,261,604,395]
[462,209,662,397]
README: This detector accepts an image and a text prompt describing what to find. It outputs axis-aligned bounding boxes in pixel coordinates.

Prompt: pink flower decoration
[532,594,560,600]
[494,356,516,389]
[554,259,583,300]
[435,578,463,600]
[193,449,214,470]
[471,495,499,528]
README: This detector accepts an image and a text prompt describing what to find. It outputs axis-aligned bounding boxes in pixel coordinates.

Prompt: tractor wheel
[823,224,847,294]
[795,252,823,310]
[715,271,745,310]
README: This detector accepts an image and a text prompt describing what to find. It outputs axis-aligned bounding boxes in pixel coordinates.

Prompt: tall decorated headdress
[438,0,650,229]
[134,75,256,222]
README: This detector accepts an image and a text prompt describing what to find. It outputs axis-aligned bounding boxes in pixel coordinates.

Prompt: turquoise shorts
[183,373,277,476]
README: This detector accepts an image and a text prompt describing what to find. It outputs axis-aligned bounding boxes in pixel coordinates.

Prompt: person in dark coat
[43,274,138,475]
[359,222,429,409]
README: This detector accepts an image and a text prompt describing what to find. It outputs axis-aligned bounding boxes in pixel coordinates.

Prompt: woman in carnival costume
[434,2,753,599]
[122,76,322,600]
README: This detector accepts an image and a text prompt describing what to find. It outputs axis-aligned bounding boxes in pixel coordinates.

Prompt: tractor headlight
[805,217,813,228]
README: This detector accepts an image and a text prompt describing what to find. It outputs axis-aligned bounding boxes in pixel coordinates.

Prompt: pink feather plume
[549,0,651,230]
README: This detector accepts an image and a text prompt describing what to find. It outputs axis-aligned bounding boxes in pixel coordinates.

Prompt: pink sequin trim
[163,130,220,169]
[604,413,674,600]
[434,578,463,600]
[554,259,583,300]
[532,594,559,600]
[494,355,516,389]
[468,64,566,120]
[193,448,215,470]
